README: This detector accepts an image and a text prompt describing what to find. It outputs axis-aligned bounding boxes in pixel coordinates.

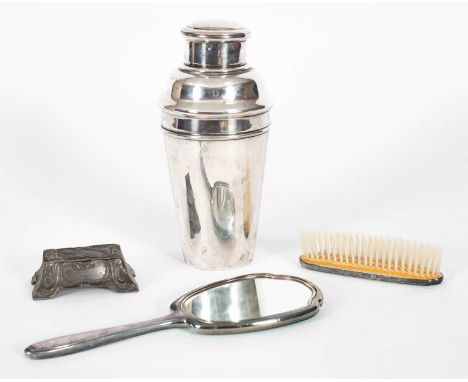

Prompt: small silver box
[31,244,139,299]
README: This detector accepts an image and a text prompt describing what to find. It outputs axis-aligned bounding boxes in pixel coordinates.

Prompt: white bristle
[400,240,407,271]
[301,230,443,276]
[364,234,370,266]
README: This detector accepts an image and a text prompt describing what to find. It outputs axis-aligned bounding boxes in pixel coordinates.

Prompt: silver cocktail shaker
[160,21,271,270]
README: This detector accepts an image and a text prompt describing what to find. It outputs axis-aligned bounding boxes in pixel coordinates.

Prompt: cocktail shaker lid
[160,20,271,139]
[181,20,250,41]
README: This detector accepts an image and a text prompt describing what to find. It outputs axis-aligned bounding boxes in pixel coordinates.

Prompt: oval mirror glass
[181,277,314,322]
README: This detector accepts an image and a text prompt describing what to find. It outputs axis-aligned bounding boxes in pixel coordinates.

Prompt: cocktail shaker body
[160,21,271,270]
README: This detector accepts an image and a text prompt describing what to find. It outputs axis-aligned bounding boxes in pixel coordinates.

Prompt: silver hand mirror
[25,273,323,359]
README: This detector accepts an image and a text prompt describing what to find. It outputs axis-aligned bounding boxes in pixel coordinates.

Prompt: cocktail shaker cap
[181,20,251,42]
[160,20,271,139]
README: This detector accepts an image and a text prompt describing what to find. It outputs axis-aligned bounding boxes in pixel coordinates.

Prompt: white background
[1,1,467,378]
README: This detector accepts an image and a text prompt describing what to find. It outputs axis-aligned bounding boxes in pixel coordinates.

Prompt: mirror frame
[169,273,323,334]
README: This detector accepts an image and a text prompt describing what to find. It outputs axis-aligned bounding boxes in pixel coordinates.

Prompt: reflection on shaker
[185,173,201,239]
[243,165,252,238]
[200,152,236,241]
[210,181,235,241]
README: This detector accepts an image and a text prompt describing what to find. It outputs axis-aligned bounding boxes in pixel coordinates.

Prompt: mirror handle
[24,313,186,359]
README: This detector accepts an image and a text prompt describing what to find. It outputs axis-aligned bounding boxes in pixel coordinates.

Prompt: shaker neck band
[184,40,247,69]
[160,111,270,139]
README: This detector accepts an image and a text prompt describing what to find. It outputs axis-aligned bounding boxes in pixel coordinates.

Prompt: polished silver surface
[164,133,268,269]
[182,20,249,68]
[25,273,323,359]
[161,21,271,269]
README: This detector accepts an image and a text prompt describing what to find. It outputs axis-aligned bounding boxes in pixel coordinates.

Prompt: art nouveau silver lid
[160,20,272,139]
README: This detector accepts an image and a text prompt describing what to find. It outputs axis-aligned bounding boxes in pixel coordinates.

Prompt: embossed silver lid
[160,20,271,139]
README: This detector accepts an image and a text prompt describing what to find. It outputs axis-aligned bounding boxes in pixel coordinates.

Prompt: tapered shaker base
[164,133,268,270]
[184,253,254,271]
